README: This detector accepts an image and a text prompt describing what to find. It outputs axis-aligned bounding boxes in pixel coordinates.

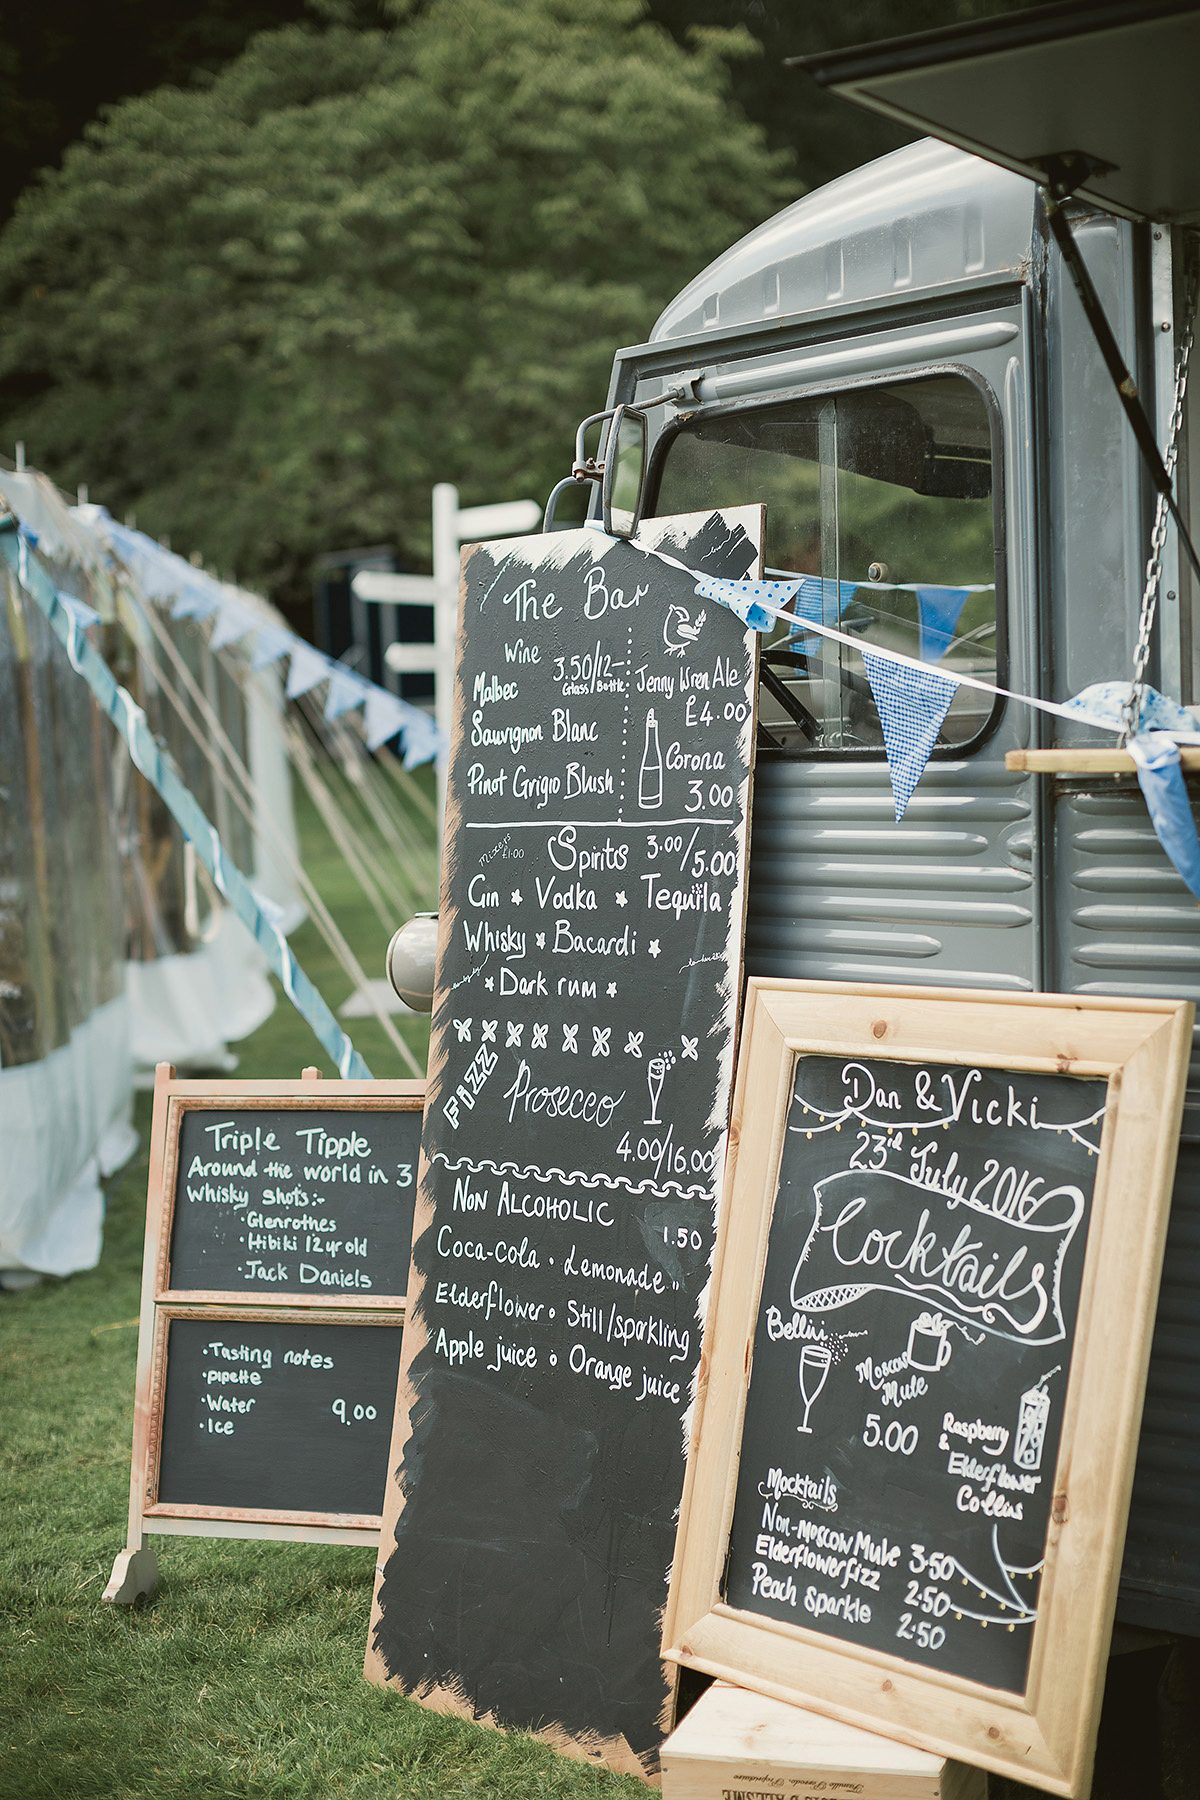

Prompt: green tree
[0,0,335,223]
[0,0,793,605]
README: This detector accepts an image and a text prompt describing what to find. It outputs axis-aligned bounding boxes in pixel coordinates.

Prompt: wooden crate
[661,1683,986,1800]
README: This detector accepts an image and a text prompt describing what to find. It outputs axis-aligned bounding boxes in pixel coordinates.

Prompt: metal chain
[1122,237,1200,741]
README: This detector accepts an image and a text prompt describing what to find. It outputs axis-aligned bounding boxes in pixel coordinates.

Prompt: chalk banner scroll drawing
[104,1067,423,1606]
[662,981,1193,1798]
[364,510,763,1776]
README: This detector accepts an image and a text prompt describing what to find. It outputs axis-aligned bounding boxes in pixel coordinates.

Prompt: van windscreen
[652,374,999,753]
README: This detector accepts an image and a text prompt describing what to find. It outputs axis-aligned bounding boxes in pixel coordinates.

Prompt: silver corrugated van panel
[746,756,1035,990]
[1053,780,1200,1630]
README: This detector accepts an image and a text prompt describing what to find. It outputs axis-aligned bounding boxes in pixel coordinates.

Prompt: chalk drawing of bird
[663,604,706,655]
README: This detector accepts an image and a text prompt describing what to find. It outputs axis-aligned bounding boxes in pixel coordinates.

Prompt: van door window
[651,374,1000,752]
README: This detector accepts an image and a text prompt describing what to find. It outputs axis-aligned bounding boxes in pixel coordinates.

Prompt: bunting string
[687,567,1112,730]
[1,519,374,1081]
[92,513,444,765]
[111,582,425,1073]
[587,523,1200,869]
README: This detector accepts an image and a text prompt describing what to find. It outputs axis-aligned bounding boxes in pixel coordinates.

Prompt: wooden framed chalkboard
[104,1065,424,1603]
[146,1308,403,1526]
[364,511,762,1776]
[150,1068,424,1307]
[662,981,1193,1798]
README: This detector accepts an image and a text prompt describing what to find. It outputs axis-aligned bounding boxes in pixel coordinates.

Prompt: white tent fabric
[0,993,135,1280]
[125,908,276,1076]
[0,476,307,1278]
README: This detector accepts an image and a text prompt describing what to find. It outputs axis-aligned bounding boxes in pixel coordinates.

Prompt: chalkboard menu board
[167,1104,422,1299]
[365,511,762,1775]
[156,1316,403,1518]
[724,1052,1103,1694]
[106,1071,425,1605]
[663,981,1193,1797]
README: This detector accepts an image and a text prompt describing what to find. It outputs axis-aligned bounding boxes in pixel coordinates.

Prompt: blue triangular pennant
[285,641,331,700]
[787,575,862,655]
[209,595,256,652]
[916,586,971,662]
[324,667,371,721]
[1128,732,1200,898]
[363,686,411,752]
[400,709,443,770]
[862,651,957,820]
[250,624,293,671]
[56,592,100,628]
[793,575,859,626]
[170,572,221,622]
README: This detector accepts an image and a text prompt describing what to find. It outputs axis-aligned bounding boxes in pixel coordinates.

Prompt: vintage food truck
[564,2,1200,1648]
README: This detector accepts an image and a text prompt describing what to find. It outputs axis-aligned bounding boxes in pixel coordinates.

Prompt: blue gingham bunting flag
[169,577,221,623]
[863,650,957,820]
[788,575,861,653]
[916,586,970,662]
[363,686,410,752]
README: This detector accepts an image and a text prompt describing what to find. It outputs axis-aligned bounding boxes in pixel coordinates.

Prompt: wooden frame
[1006,748,1200,774]
[663,980,1192,1798]
[140,1304,401,1538]
[104,1065,424,1603]
[147,1066,424,1310]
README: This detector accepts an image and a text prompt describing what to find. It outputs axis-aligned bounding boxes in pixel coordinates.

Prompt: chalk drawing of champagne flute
[645,1057,668,1125]
[797,1342,832,1434]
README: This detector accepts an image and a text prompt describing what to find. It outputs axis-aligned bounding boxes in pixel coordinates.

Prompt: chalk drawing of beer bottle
[1014,1366,1060,1471]
[639,709,663,810]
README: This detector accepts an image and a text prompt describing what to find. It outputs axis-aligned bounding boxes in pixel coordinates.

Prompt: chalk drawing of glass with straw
[645,1056,668,1125]
[1014,1365,1061,1471]
[797,1342,832,1433]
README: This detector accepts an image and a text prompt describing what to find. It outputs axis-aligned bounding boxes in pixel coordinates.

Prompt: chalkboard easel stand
[104,1063,421,1604]
[104,1066,330,1606]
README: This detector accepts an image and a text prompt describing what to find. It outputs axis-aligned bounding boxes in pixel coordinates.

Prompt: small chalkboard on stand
[104,1063,423,1604]
[662,981,1192,1798]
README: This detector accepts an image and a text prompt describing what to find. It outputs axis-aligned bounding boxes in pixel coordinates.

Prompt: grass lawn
[0,769,646,1800]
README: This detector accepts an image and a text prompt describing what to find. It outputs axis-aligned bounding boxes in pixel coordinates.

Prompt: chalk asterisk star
[648,939,661,958]
[615,890,627,907]
[484,977,494,991]
[535,932,546,949]
[606,982,617,998]
[511,889,522,905]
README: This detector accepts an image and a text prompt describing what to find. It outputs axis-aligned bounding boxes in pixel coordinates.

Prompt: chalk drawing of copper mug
[906,1312,952,1373]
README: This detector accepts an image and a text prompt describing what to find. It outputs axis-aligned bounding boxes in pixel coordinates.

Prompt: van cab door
[628,297,1042,995]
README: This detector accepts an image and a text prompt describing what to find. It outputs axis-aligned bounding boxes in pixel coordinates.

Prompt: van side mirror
[543,404,649,536]
[602,405,647,539]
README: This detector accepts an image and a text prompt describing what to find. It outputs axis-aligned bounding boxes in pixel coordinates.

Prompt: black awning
[793,0,1200,225]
